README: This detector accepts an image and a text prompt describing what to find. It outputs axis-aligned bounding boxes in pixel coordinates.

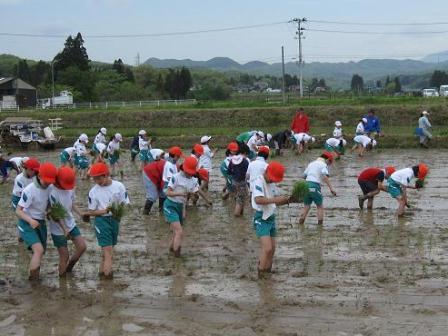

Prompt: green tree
[155,73,165,97]
[351,74,364,93]
[133,65,156,88]
[15,60,31,82]
[30,61,50,87]
[58,65,96,101]
[178,67,193,98]
[394,77,402,92]
[53,33,90,72]
[430,70,448,87]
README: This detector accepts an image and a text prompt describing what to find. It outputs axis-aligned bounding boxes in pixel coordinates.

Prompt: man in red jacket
[143,156,167,214]
[290,108,310,134]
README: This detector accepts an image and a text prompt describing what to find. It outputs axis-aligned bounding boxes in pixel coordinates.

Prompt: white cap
[256,131,264,138]
[138,130,146,136]
[362,118,368,123]
[150,149,164,160]
[422,111,429,115]
[266,133,272,141]
[100,127,107,135]
[163,152,170,160]
[79,133,89,143]
[372,139,377,147]
[342,139,347,146]
[22,156,30,162]
[115,133,123,141]
[200,135,212,144]
[335,121,342,127]
[310,137,316,143]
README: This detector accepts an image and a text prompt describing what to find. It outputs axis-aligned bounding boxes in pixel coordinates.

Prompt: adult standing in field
[364,109,382,137]
[290,108,310,135]
[416,111,432,148]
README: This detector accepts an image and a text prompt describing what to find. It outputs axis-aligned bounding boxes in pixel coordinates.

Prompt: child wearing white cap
[292,132,315,155]
[199,135,217,190]
[92,128,107,159]
[356,118,367,136]
[107,133,123,178]
[352,135,377,157]
[73,134,89,179]
[138,130,152,170]
[333,121,343,139]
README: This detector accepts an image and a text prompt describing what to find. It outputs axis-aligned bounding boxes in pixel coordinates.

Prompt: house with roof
[0,77,37,108]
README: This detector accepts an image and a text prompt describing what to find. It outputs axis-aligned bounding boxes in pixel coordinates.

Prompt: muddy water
[0,149,447,336]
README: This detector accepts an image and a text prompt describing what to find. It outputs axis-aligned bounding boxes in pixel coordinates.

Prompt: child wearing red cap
[162,146,183,191]
[11,158,40,210]
[220,142,239,200]
[163,156,203,257]
[387,163,428,216]
[49,167,87,276]
[251,161,291,278]
[15,162,57,280]
[228,152,250,217]
[357,166,396,209]
[299,152,337,226]
[83,162,130,278]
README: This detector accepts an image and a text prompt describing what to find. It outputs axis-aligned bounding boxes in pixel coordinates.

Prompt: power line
[309,19,448,26]
[307,28,448,35]
[0,20,289,39]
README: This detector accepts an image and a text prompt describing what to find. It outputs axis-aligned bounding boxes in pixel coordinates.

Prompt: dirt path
[0,149,447,335]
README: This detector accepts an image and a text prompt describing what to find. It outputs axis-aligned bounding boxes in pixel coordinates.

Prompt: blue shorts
[60,151,71,164]
[75,156,89,169]
[51,226,81,248]
[253,211,277,237]
[388,178,403,198]
[17,219,47,250]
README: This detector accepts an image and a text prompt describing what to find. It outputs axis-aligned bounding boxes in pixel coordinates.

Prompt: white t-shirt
[17,181,51,220]
[107,140,120,154]
[88,180,130,214]
[247,135,262,151]
[251,176,278,212]
[391,168,415,187]
[74,140,87,157]
[95,143,106,154]
[199,144,214,171]
[9,157,25,167]
[304,158,329,185]
[333,128,343,138]
[12,172,34,197]
[293,132,312,143]
[353,135,372,148]
[356,122,365,134]
[326,138,341,147]
[48,185,76,235]
[162,160,178,183]
[139,137,150,151]
[166,172,199,204]
[64,147,75,156]
[247,157,268,191]
[94,133,106,145]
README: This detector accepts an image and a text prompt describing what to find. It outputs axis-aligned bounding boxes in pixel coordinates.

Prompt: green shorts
[324,143,336,152]
[11,195,20,209]
[163,198,184,225]
[60,151,71,164]
[387,178,402,198]
[303,181,323,206]
[109,153,119,165]
[94,216,119,247]
[75,156,89,169]
[51,226,81,248]
[17,219,47,250]
[139,149,149,162]
[253,211,277,237]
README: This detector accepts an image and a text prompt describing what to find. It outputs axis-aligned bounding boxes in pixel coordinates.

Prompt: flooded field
[0,149,447,336]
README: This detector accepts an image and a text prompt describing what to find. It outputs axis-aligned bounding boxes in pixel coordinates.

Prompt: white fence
[72,99,197,109]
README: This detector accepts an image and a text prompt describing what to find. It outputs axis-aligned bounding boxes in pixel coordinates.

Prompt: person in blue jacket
[364,109,382,137]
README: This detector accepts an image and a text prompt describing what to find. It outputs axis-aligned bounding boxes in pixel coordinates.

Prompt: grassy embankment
[2,96,447,148]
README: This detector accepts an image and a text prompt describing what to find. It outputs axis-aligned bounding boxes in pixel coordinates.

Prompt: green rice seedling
[108,202,126,221]
[48,202,68,221]
[415,179,425,189]
[291,180,309,203]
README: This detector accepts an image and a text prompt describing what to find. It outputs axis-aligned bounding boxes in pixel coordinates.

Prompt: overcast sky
[1,0,447,65]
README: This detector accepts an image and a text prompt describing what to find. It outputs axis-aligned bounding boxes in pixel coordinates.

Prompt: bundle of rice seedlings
[291,180,309,203]
[82,214,91,223]
[108,202,126,221]
[415,179,425,189]
[48,202,68,221]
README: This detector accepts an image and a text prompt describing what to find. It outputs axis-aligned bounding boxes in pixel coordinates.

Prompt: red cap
[57,166,76,190]
[322,151,334,163]
[258,146,270,155]
[23,158,40,172]
[227,142,239,152]
[39,162,57,184]
[265,161,285,183]
[193,144,204,156]
[418,163,429,180]
[169,146,183,157]
[197,168,209,182]
[89,162,110,177]
[385,166,396,177]
[183,156,198,175]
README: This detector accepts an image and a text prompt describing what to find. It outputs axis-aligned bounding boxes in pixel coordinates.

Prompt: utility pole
[136,53,140,66]
[281,46,286,105]
[292,18,306,98]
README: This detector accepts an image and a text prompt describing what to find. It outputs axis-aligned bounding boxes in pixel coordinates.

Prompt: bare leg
[102,246,114,277]
[316,205,324,224]
[299,205,311,225]
[57,247,70,276]
[258,237,274,271]
[67,236,87,272]
[29,243,44,280]
[170,222,183,256]
[397,196,406,217]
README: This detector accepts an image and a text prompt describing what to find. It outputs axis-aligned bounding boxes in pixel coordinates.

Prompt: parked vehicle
[39,90,73,109]
[0,117,61,149]
[422,88,439,97]
[439,85,448,97]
